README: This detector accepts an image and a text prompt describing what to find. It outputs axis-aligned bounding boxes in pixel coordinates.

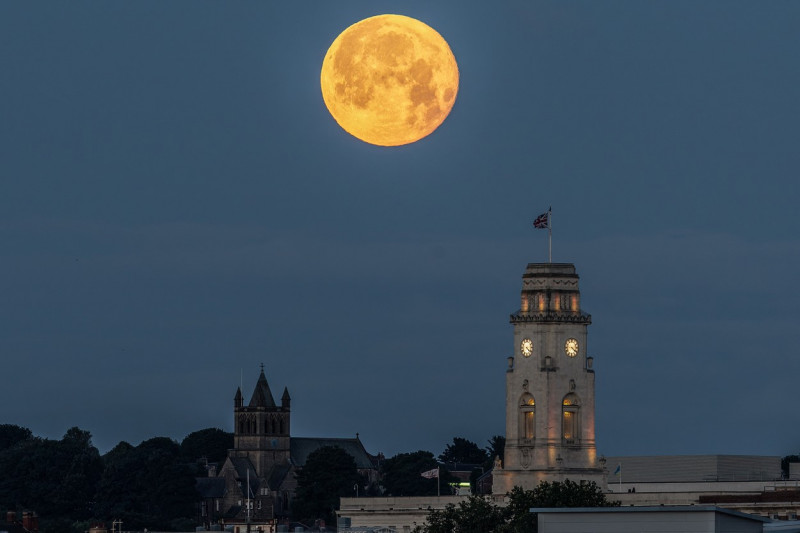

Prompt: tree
[94,437,198,530]
[180,428,233,464]
[439,438,488,465]
[0,427,103,531]
[423,496,506,533]
[51,428,103,519]
[292,446,363,526]
[0,424,33,451]
[486,435,505,464]
[419,479,617,533]
[381,451,455,497]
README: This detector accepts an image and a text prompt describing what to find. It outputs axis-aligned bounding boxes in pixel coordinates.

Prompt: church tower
[493,263,606,494]
[233,366,291,478]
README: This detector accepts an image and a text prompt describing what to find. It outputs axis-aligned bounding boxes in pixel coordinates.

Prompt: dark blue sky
[2,1,799,459]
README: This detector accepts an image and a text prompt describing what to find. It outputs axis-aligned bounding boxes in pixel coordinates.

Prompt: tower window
[519,393,535,441]
[562,393,581,444]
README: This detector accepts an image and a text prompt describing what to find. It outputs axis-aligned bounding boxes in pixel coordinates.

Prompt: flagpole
[548,207,552,263]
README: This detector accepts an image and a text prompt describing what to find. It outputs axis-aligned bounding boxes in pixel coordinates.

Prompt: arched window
[519,393,535,441]
[562,393,580,444]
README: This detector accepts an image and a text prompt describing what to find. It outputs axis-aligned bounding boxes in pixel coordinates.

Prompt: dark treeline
[0,424,232,533]
[0,426,504,532]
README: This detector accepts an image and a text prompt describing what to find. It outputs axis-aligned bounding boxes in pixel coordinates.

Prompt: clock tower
[493,262,607,494]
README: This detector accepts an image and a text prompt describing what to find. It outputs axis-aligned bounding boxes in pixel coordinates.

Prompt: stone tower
[493,263,606,495]
[233,367,292,478]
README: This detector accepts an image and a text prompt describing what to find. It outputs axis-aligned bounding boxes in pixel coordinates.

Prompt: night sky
[2,1,799,460]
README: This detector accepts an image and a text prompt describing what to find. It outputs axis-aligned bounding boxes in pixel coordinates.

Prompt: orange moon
[320,14,459,146]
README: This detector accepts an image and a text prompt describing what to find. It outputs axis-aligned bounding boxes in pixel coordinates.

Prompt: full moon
[320,14,459,147]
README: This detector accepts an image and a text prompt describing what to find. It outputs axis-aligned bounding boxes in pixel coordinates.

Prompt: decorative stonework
[510,312,592,324]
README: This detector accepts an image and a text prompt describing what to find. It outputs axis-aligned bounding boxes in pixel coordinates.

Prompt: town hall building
[492,262,607,493]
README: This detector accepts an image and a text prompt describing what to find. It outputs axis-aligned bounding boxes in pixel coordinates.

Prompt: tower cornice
[510,311,592,324]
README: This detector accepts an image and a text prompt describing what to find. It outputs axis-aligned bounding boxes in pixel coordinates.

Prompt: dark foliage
[292,446,363,525]
[0,424,33,451]
[423,495,506,533]
[381,451,455,497]
[486,435,505,464]
[420,479,618,533]
[94,437,199,531]
[439,437,488,465]
[0,427,103,527]
[180,427,233,464]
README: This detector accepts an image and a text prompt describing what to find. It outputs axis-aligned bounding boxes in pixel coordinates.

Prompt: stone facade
[493,263,606,494]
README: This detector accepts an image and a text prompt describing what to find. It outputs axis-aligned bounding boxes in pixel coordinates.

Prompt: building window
[519,393,535,441]
[562,393,580,444]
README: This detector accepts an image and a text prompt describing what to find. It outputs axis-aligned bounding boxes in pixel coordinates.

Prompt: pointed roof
[234,387,242,402]
[249,369,276,407]
[281,387,291,401]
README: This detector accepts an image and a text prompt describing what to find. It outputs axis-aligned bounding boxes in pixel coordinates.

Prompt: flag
[420,468,439,479]
[613,464,621,476]
[533,210,550,229]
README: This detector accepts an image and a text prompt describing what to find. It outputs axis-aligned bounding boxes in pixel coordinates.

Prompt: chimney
[22,511,38,531]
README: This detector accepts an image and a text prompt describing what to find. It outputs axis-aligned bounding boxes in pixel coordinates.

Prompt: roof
[291,437,376,469]
[266,463,292,491]
[530,506,770,523]
[604,455,781,483]
[226,456,261,494]
[196,476,226,498]
[249,370,276,407]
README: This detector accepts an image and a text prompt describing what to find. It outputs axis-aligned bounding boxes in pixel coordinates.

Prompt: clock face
[520,338,533,357]
[565,338,579,357]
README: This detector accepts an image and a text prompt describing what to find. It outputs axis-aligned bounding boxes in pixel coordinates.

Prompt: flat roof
[530,506,769,523]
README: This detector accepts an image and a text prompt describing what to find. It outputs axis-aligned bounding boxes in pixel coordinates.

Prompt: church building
[202,367,379,528]
[492,262,607,493]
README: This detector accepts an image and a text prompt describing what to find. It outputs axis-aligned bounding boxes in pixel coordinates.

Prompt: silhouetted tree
[180,427,233,464]
[381,451,455,497]
[0,427,102,530]
[486,435,505,464]
[423,495,506,533]
[94,437,197,530]
[0,424,33,451]
[419,479,618,533]
[292,446,363,526]
[439,437,488,465]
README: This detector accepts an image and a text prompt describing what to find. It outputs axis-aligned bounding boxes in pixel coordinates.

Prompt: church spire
[281,387,291,409]
[234,387,243,408]
[249,366,276,407]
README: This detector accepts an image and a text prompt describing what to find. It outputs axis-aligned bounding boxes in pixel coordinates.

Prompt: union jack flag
[533,210,550,229]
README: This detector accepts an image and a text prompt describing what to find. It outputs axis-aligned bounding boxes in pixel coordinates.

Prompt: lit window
[562,393,580,444]
[519,393,535,441]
